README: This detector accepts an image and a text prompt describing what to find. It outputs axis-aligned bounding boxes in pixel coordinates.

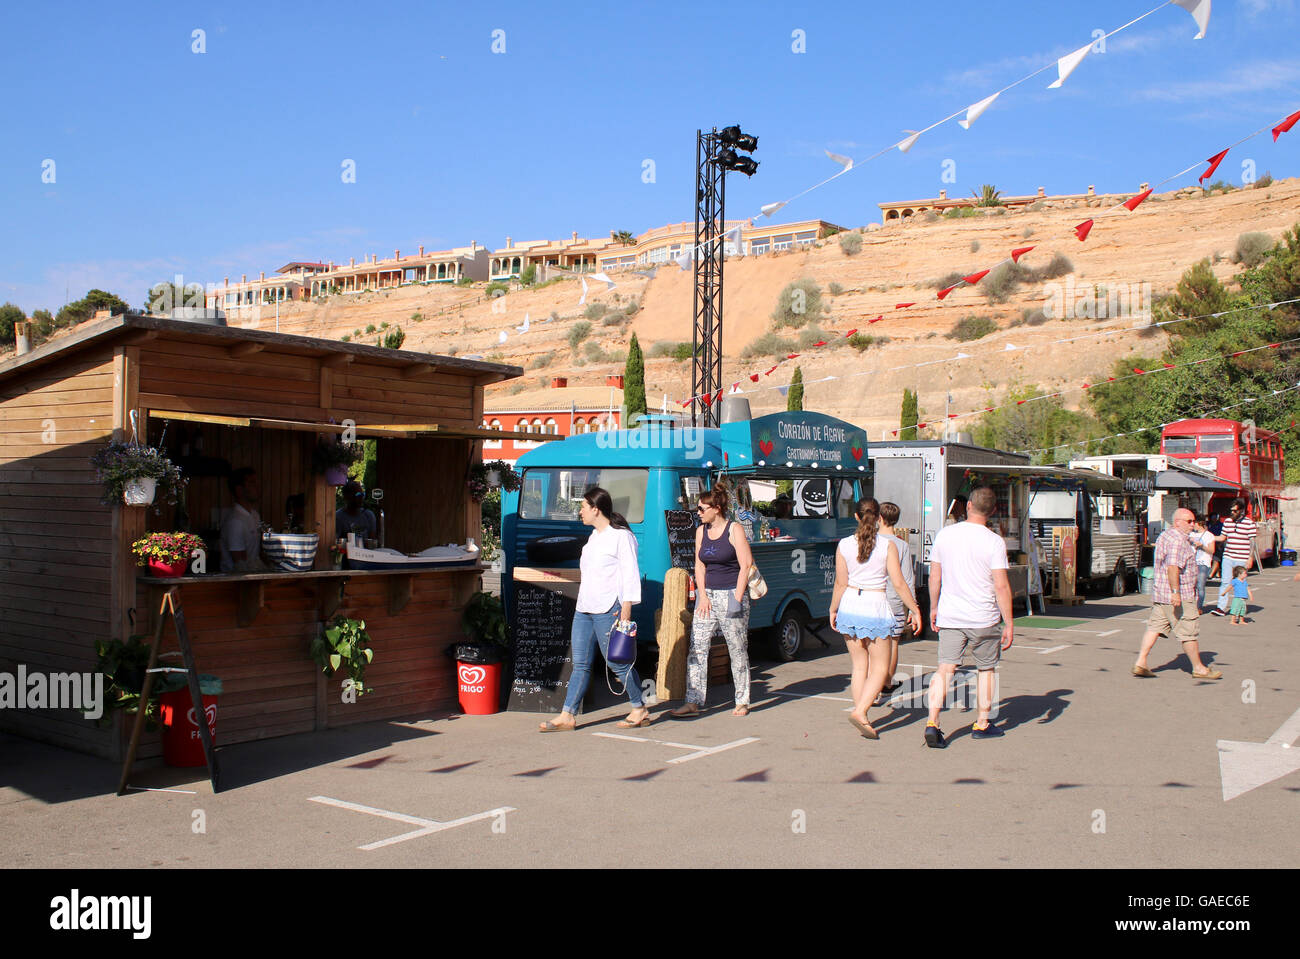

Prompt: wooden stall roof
[145,408,557,443]
[0,312,524,387]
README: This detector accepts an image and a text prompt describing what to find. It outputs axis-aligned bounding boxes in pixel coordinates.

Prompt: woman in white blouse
[539,487,649,732]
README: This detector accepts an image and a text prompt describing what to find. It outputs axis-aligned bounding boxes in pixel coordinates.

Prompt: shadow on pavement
[994,687,1074,731]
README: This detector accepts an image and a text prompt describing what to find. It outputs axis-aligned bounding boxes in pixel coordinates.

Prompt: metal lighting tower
[691,125,758,427]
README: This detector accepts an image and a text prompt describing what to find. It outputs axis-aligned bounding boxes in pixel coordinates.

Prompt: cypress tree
[901,388,918,440]
[624,331,647,424]
[787,366,804,411]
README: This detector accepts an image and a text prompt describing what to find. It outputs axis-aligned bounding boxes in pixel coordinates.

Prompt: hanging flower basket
[312,436,362,485]
[90,441,185,509]
[468,460,521,502]
[123,476,158,506]
[324,464,350,486]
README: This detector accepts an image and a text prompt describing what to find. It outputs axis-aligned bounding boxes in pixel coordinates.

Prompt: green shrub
[485,281,509,298]
[838,233,862,256]
[549,311,560,322]
[1027,200,1046,212]
[380,321,389,330]
[624,299,640,316]
[772,278,823,329]
[671,342,693,362]
[364,323,376,334]
[796,327,829,350]
[1010,308,1049,328]
[382,327,405,350]
[1253,172,1274,189]
[983,263,1025,304]
[970,240,981,254]
[1206,179,1235,194]
[584,302,610,320]
[972,184,1003,207]
[568,321,592,352]
[455,277,473,286]
[411,312,424,323]
[1034,253,1074,281]
[828,282,844,296]
[948,315,998,341]
[1022,227,1035,239]
[847,333,877,351]
[602,312,627,327]
[583,341,602,359]
[944,206,983,219]
[648,341,678,358]
[929,271,967,290]
[1234,232,1274,268]
[529,351,556,369]
[740,332,798,360]
[340,334,351,342]
[519,264,537,285]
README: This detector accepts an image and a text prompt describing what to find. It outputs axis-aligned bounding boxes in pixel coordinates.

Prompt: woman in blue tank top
[670,486,755,717]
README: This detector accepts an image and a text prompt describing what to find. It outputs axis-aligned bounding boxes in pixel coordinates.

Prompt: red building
[482,375,625,464]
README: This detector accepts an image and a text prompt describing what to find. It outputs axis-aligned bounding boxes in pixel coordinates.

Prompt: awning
[963,463,1124,491]
[1153,471,1239,492]
[148,410,553,443]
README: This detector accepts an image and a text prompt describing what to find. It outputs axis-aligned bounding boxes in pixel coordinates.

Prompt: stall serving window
[520,467,648,523]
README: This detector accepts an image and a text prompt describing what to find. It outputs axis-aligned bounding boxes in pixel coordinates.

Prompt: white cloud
[1241,0,1296,16]
[1135,59,1300,102]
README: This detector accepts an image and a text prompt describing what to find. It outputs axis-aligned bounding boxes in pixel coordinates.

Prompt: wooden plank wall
[0,348,118,756]
[135,571,473,746]
[376,437,469,553]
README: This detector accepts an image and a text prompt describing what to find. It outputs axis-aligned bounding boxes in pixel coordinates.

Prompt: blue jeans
[562,602,643,715]
[1195,566,1209,609]
[1217,557,1247,611]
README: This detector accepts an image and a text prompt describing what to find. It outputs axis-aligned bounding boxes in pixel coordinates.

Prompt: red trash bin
[159,687,219,767]
[457,661,502,715]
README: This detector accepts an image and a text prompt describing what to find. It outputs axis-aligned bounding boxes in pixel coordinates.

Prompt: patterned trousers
[686,587,751,707]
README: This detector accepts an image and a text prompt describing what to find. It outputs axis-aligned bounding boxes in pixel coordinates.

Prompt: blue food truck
[501,403,871,662]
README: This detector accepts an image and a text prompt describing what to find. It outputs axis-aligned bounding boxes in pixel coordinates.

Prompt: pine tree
[787,366,804,411]
[900,388,918,440]
[624,332,647,424]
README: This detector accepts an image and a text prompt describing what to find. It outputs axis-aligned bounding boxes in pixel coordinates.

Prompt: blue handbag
[607,620,637,664]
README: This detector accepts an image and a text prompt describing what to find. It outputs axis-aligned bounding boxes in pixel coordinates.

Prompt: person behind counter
[220,467,268,573]
[335,481,377,541]
[830,498,922,740]
[539,487,649,732]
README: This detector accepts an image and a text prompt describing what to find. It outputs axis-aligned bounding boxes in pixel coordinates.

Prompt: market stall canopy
[720,411,870,477]
[979,464,1125,492]
[147,409,550,442]
[1153,470,1239,492]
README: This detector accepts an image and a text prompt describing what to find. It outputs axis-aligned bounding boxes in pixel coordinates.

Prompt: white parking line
[770,690,855,703]
[308,796,515,850]
[591,732,760,764]
[1037,644,1070,655]
[1097,629,1121,637]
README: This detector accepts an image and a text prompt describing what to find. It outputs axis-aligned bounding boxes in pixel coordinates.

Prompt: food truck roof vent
[720,395,752,425]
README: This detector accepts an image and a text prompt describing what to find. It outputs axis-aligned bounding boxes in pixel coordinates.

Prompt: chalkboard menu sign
[665,509,698,571]
[507,581,577,713]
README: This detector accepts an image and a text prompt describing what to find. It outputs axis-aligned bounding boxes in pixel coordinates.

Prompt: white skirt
[838,588,895,639]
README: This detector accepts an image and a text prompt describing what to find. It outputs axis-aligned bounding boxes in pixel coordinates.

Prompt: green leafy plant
[948,315,999,341]
[972,184,1003,207]
[1234,232,1275,268]
[131,531,204,567]
[568,321,593,352]
[828,282,844,295]
[311,616,374,696]
[89,441,185,507]
[94,634,159,727]
[838,233,862,256]
[519,264,537,285]
[382,326,405,349]
[461,591,510,648]
[468,459,521,502]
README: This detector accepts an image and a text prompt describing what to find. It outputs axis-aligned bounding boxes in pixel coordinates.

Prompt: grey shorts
[938,626,1002,671]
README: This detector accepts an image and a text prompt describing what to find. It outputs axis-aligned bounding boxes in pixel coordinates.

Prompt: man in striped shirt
[1212,499,1256,616]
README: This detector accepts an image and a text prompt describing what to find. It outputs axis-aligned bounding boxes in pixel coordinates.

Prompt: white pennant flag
[579,275,588,305]
[634,267,658,280]
[760,201,787,217]
[1004,342,1018,351]
[955,352,971,360]
[898,131,922,153]
[825,149,853,171]
[1049,43,1093,89]
[958,92,1000,130]
[516,313,530,333]
[498,329,508,344]
[1174,0,1211,40]
[676,248,694,271]
[777,385,790,397]
[590,271,617,291]
[724,224,745,258]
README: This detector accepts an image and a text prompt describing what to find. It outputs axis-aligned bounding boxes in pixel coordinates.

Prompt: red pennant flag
[1269,342,1281,349]
[1231,350,1246,357]
[963,269,990,285]
[1199,148,1229,184]
[984,407,994,412]
[680,399,692,408]
[786,353,800,360]
[1016,400,1027,405]
[947,413,958,419]
[1010,246,1035,263]
[749,373,760,382]
[731,382,740,391]
[917,422,927,429]
[895,303,915,309]
[1123,188,1153,212]
[843,328,858,337]
[891,429,900,436]
[868,316,883,324]
[1133,367,1146,374]
[1274,109,1300,141]
[765,366,777,376]
[1082,382,1091,389]
[1107,376,1115,382]
[1074,220,1094,242]
[813,340,827,347]
[937,284,959,300]
[1162,363,1175,369]
[713,389,723,404]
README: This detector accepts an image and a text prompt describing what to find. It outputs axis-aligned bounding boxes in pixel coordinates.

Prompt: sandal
[848,715,879,740]
[616,711,652,728]
[732,705,750,717]
[538,720,576,733]
[669,703,700,718]
[1191,668,1223,680]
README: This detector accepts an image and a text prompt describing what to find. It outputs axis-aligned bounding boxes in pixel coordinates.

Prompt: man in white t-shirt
[1188,514,1217,611]
[924,486,1013,748]
[220,468,267,573]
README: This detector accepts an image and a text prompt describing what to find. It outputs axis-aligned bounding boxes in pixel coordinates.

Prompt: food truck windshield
[520,467,649,523]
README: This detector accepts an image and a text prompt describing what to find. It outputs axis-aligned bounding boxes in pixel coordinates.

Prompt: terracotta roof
[485,385,625,414]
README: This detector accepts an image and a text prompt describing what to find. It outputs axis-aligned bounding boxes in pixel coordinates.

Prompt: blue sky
[2,0,1298,314]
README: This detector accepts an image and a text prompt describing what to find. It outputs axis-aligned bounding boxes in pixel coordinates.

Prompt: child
[1229,566,1254,625]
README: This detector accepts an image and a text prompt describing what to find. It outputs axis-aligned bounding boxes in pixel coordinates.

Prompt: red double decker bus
[1160,419,1285,562]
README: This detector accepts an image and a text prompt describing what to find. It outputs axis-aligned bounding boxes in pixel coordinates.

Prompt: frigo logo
[458,665,487,691]
[186,703,218,739]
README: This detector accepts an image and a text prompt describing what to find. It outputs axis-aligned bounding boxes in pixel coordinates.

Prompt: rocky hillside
[224,177,1300,439]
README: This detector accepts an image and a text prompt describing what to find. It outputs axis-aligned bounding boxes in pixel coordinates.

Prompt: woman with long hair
[539,487,649,732]
[830,498,922,739]
[669,486,755,718]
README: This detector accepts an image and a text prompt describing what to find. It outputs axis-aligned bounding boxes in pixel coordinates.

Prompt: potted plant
[459,591,510,653]
[467,459,520,502]
[329,541,346,570]
[90,441,185,508]
[94,633,162,730]
[311,616,374,696]
[131,532,205,577]
[311,436,361,486]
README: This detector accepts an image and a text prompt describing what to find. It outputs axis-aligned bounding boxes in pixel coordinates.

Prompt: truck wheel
[772,607,807,662]
[1110,563,1128,597]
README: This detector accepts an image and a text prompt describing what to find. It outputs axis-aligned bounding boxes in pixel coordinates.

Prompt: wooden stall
[0,312,530,758]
